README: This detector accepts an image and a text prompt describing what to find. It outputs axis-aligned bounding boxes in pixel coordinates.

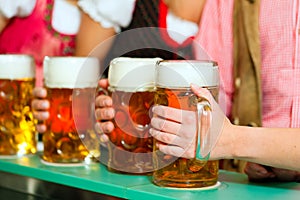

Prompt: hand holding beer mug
[42,56,100,165]
[104,57,161,174]
[0,54,37,156]
[151,60,221,188]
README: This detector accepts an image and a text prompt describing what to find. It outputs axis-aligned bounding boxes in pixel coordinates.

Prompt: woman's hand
[94,79,115,142]
[31,87,50,133]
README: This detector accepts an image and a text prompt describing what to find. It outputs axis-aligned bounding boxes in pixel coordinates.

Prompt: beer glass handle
[195,98,212,160]
[97,86,109,96]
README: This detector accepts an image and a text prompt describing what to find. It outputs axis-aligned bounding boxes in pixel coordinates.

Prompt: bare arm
[74,11,116,58]
[150,84,300,172]
[75,10,116,135]
[194,85,300,172]
[222,124,300,172]
[163,0,207,24]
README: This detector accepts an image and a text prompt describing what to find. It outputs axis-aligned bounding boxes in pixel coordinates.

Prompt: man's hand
[244,162,300,182]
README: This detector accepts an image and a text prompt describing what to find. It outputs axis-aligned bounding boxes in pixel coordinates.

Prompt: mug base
[40,159,94,167]
[153,180,221,190]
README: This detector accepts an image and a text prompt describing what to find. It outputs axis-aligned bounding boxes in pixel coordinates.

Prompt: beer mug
[0,54,37,156]
[105,57,162,174]
[153,60,220,188]
[42,56,100,164]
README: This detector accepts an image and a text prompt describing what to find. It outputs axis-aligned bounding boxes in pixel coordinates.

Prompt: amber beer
[42,56,100,164]
[0,55,36,156]
[106,57,161,174]
[153,60,220,188]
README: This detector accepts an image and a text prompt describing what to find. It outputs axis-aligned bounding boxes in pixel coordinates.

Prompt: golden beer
[153,88,219,188]
[153,60,220,188]
[42,56,100,164]
[106,57,161,174]
[0,55,37,156]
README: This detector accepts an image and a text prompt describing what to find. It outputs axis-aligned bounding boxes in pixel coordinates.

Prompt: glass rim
[44,56,99,61]
[0,54,33,58]
[108,85,156,92]
[157,59,218,66]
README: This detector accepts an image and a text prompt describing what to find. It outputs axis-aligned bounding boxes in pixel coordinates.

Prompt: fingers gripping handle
[196,98,212,160]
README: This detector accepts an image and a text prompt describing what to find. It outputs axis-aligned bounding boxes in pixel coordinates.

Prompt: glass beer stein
[105,57,162,174]
[42,56,100,165]
[0,54,37,156]
[153,60,220,188]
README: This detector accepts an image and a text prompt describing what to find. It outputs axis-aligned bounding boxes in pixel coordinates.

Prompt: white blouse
[78,0,199,44]
[0,0,81,35]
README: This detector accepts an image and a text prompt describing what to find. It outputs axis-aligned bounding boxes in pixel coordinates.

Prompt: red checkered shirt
[195,0,300,128]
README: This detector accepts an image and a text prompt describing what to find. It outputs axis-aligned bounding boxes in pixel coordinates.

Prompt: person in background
[32,0,300,182]
[88,0,300,182]
[75,0,206,67]
[150,84,300,178]
[31,0,207,169]
[32,0,206,133]
[193,0,300,182]
[0,0,80,87]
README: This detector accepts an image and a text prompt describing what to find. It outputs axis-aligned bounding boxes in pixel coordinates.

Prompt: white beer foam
[0,54,35,79]
[44,56,100,88]
[108,57,162,92]
[156,60,219,88]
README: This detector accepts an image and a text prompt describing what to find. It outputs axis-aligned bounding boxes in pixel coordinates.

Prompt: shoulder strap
[232,0,262,127]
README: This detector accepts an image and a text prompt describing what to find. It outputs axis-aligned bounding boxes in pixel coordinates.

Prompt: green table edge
[0,154,299,200]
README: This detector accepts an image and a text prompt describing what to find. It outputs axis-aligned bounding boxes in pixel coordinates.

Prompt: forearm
[232,125,300,171]
[75,11,115,57]
[163,0,206,24]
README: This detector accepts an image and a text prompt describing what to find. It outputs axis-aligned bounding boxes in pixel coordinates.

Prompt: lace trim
[44,0,75,55]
